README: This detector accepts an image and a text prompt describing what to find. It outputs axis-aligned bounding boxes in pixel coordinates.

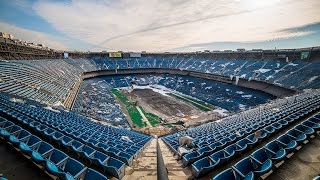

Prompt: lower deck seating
[0,117,108,180]
[161,90,320,178]
[213,113,320,179]
[0,92,152,179]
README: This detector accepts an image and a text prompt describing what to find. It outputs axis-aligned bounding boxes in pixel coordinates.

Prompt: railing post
[157,138,169,180]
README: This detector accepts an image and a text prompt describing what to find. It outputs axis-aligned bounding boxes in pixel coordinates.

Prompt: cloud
[32,0,320,51]
[278,22,320,34]
[0,21,70,50]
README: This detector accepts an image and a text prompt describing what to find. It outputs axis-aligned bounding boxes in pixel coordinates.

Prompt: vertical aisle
[122,138,157,180]
[158,139,191,180]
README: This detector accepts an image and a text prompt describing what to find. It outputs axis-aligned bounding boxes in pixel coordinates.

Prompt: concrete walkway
[158,139,190,180]
[122,138,157,180]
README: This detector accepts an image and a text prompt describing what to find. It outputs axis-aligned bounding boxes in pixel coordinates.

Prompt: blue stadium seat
[182,151,201,166]
[302,119,320,131]
[251,148,274,166]
[31,141,54,164]
[19,135,42,155]
[59,158,87,179]
[79,145,96,159]
[236,138,249,151]
[286,129,307,144]
[8,129,31,146]
[192,157,219,177]
[102,157,125,179]
[44,128,55,137]
[71,140,84,152]
[225,143,242,156]
[233,156,272,177]
[265,140,286,163]
[263,125,275,135]
[213,168,246,180]
[294,124,315,137]
[45,149,69,176]
[245,133,259,147]
[210,149,233,165]
[271,122,282,131]
[83,168,108,180]
[276,134,297,153]
[60,136,73,147]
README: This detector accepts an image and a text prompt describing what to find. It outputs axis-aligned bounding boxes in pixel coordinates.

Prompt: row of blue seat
[213,113,320,179]
[0,117,108,180]
[0,92,151,163]
[0,104,126,179]
[0,60,81,104]
[65,58,320,90]
[181,97,319,167]
[191,102,319,177]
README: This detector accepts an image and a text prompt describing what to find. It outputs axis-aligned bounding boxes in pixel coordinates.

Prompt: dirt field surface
[129,89,198,120]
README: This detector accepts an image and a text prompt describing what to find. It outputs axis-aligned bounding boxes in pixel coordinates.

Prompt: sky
[0,0,319,52]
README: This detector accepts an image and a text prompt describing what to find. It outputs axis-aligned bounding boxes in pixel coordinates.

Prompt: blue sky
[0,0,319,51]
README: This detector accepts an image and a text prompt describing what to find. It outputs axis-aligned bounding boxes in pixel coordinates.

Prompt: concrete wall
[236,79,296,98]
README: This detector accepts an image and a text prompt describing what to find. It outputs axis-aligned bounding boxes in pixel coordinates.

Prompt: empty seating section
[72,78,129,128]
[0,60,81,104]
[0,116,108,180]
[64,57,320,90]
[0,92,151,179]
[213,112,320,180]
[161,90,320,178]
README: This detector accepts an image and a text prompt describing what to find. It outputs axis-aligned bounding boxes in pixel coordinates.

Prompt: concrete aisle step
[158,139,191,180]
[122,138,157,180]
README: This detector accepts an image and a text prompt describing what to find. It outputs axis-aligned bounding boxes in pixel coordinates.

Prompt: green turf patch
[168,93,211,111]
[139,106,161,126]
[112,89,146,127]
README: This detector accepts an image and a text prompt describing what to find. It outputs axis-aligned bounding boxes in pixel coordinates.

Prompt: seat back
[225,144,236,155]
[213,168,237,180]
[45,128,55,134]
[17,130,31,140]
[84,168,108,180]
[49,149,68,164]
[277,134,292,145]
[234,157,254,176]
[72,140,83,149]
[83,146,95,155]
[287,129,304,138]
[63,158,85,177]
[38,141,54,155]
[237,138,248,148]
[210,150,225,162]
[26,136,41,146]
[1,121,14,128]
[197,146,211,154]
[251,148,270,163]
[8,125,21,133]
[94,151,108,162]
[62,136,72,143]
[265,141,282,153]
[107,157,124,169]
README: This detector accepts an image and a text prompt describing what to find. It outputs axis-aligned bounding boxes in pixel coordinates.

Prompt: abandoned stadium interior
[0,35,320,180]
